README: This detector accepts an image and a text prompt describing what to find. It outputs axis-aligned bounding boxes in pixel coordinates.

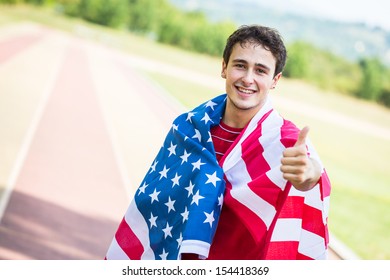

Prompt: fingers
[281,154,309,175]
[281,155,308,169]
[280,155,310,190]
[282,145,307,157]
[282,172,307,185]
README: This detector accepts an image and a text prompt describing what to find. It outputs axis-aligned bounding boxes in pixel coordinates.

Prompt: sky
[255,0,390,31]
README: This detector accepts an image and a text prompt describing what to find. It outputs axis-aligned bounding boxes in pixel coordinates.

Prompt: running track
[0,23,178,259]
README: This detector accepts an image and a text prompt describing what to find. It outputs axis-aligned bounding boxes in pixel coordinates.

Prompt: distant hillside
[169,0,390,66]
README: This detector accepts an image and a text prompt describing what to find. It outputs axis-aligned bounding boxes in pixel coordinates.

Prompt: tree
[77,0,127,28]
[356,58,385,101]
[283,41,310,78]
[127,0,169,34]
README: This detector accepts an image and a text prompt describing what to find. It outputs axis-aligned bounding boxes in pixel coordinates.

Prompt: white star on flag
[192,129,202,142]
[191,190,204,205]
[180,150,191,164]
[184,181,195,197]
[159,165,170,180]
[165,197,176,213]
[207,131,213,143]
[203,211,215,227]
[162,222,173,238]
[171,173,182,187]
[138,182,148,195]
[149,160,158,173]
[167,142,177,157]
[201,113,213,124]
[186,112,195,122]
[218,194,224,209]
[149,213,158,228]
[191,159,205,171]
[159,248,169,260]
[176,233,183,249]
[149,189,160,203]
[181,207,189,222]
[204,100,217,110]
[205,171,221,187]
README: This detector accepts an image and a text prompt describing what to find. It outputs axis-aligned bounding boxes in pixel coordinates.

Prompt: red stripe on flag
[208,183,269,259]
[115,218,144,260]
[248,175,283,207]
[241,127,269,179]
[297,252,314,260]
[224,188,268,243]
[302,204,326,238]
[278,196,305,219]
[324,224,329,246]
[280,119,299,148]
[264,241,299,260]
[320,171,332,199]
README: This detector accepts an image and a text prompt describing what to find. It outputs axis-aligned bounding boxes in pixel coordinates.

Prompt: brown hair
[223,25,287,77]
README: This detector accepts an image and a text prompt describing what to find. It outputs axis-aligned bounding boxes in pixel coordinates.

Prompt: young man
[106,25,331,260]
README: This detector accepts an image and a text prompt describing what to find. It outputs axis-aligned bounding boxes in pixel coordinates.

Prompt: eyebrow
[232,59,271,72]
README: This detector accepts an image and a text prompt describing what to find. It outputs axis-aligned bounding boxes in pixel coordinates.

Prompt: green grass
[1,4,389,259]
[146,71,217,109]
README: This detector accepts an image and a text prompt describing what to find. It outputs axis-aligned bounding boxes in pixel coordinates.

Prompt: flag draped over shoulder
[105,94,331,260]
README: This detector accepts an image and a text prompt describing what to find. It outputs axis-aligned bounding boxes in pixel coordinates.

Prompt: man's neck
[222,101,262,129]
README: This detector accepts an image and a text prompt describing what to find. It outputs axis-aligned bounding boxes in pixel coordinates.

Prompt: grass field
[1,4,389,259]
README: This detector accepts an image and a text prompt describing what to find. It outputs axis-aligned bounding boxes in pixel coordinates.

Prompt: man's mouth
[236,86,256,95]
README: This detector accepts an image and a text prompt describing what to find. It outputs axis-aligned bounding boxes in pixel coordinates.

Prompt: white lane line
[0,41,67,222]
[84,42,144,202]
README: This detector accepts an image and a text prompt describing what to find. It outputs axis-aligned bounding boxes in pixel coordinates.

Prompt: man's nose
[242,70,255,85]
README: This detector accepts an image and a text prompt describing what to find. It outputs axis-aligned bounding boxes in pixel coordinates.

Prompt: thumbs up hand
[280,126,321,191]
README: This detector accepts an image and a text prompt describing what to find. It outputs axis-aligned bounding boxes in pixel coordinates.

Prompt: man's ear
[271,72,282,89]
[221,61,227,79]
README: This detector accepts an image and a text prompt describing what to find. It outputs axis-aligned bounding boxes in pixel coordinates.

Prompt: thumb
[294,126,309,147]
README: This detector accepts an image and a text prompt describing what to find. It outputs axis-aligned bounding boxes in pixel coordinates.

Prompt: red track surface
[0,24,177,259]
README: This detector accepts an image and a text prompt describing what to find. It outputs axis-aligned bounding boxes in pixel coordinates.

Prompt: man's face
[221,42,281,126]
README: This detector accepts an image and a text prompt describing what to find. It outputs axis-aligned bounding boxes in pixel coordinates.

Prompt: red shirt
[211,122,243,162]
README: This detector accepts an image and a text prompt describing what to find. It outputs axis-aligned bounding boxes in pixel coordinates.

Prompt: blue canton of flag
[134,94,228,259]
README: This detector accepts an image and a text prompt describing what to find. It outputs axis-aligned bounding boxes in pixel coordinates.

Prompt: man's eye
[257,69,266,74]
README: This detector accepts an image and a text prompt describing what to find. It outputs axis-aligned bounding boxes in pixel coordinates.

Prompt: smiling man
[106,25,331,260]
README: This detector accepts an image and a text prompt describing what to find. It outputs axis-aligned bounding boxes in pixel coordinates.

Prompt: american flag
[105,94,331,260]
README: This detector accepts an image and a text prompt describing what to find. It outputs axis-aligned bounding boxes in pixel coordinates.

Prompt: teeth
[238,87,255,94]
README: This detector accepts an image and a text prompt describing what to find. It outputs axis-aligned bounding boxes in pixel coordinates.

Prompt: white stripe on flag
[323,195,331,225]
[259,110,286,170]
[106,238,130,260]
[125,200,155,260]
[306,138,324,169]
[271,218,302,241]
[288,187,306,197]
[303,184,324,211]
[298,229,327,260]
[227,158,276,229]
[266,167,287,190]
